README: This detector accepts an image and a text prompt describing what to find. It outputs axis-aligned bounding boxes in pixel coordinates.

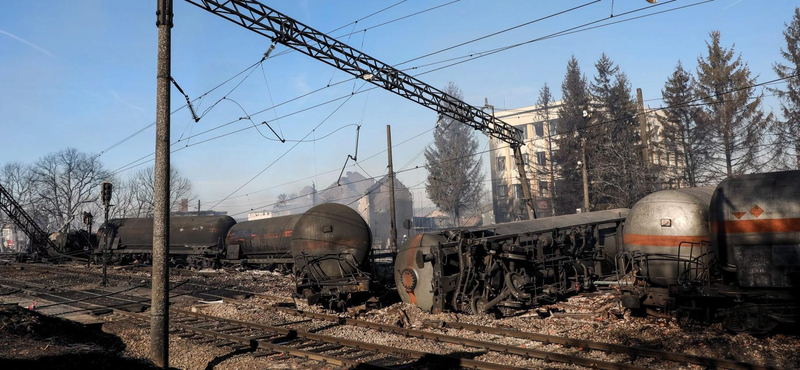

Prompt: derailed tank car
[83,203,372,309]
[618,171,800,334]
[708,171,800,332]
[396,209,628,314]
[227,203,372,308]
[618,187,715,309]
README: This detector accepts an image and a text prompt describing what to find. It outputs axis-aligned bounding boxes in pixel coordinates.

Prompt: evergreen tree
[424,82,484,226]
[695,31,772,179]
[771,7,800,169]
[588,54,652,208]
[658,61,712,187]
[554,56,591,214]
[535,83,557,216]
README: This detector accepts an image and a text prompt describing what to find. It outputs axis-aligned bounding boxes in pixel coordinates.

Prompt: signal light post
[100,181,112,286]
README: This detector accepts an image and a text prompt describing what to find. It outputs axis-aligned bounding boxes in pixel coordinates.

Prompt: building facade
[489,103,562,223]
[488,100,684,223]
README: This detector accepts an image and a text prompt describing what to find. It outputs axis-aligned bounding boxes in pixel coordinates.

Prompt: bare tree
[695,31,773,180]
[31,148,112,230]
[424,82,484,227]
[121,166,194,217]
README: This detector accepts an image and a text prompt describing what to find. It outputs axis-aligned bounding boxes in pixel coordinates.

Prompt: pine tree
[424,82,484,226]
[589,54,651,208]
[535,83,557,216]
[695,31,772,179]
[554,56,591,214]
[771,7,800,169]
[658,61,712,187]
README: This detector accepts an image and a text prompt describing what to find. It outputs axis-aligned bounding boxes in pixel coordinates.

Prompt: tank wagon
[618,171,800,334]
[85,203,372,308]
[395,209,628,315]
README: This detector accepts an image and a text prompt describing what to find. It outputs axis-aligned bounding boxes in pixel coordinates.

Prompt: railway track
[0,276,519,369]
[0,263,785,370]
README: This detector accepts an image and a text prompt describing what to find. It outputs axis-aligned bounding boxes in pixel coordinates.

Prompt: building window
[514,184,524,199]
[523,153,530,165]
[539,181,549,197]
[548,120,559,136]
[536,151,546,166]
[521,125,528,140]
[496,156,506,171]
[534,122,544,137]
[498,184,508,199]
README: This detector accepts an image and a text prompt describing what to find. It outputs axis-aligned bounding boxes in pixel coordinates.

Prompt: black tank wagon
[76,203,372,307]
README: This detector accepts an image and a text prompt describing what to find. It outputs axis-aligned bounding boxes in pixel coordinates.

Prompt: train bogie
[395,209,628,314]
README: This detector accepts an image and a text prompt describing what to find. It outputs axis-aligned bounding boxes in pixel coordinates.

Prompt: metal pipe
[151,0,172,368]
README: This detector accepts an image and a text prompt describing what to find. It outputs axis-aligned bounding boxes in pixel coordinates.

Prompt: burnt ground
[0,304,161,370]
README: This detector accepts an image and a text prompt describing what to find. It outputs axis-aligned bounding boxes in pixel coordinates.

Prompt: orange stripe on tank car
[711,218,800,234]
[625,234,708,247]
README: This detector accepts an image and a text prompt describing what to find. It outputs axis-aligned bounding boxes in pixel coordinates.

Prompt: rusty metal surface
[711,170,800,287]
[394,233,447,312]
[226,214,300,259]
[290,203,371,280]
[99,216,236,250]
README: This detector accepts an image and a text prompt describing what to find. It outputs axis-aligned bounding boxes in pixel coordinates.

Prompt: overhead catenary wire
[208,82,369,211]
[109,0,708,176]
[96,0,422,158]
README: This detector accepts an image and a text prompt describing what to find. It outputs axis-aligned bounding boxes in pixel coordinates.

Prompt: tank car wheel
[471,296,489,314]
[723,311,778,335]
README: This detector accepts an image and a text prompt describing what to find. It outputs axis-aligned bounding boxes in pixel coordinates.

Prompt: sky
[0,0,796,218]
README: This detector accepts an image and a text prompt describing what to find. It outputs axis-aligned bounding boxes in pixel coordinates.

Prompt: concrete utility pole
[636,88,650,166]
[580,140,590,213]
[151,0,172,368]
[386,125,398,254]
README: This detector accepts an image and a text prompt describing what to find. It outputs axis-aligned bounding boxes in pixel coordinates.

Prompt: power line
[110,0,704,175]
[98,0,417,158]
[208,82,368,210]
[394,0,602,67]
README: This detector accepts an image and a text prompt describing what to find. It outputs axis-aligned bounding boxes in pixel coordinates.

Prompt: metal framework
[185,0,537,219]
[0,184,61,256]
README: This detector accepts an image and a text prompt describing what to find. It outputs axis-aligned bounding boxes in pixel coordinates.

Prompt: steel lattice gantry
[0,184,61,256]
[185,0,537,219]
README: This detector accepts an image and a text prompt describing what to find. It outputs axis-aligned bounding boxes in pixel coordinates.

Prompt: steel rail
[209,296,647,370]
[211,294,781,370]
[171,308,525,370]
[115,310,392,370]
[0,275,516,370]
[429,320,778,370]
[7,264,784,370]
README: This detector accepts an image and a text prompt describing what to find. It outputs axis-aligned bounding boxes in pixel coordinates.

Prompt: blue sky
[0,0,795,217]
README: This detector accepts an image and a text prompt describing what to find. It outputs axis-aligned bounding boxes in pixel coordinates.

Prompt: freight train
[54,203,372,308]
[396,170,799,334]
[618,171,799,334]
